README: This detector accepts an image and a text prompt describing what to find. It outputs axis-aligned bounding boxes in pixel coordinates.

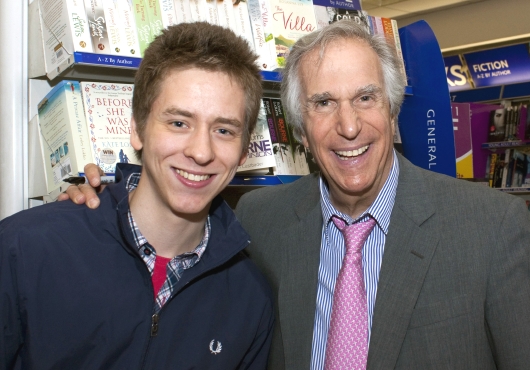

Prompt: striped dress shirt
[310,150,399,370]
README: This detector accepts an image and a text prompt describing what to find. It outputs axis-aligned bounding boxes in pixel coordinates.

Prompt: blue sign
[312,0,361,9]
[398,21,456,178]
[444,55,471,92]
[74,52,142,69]
[463,44,530,88]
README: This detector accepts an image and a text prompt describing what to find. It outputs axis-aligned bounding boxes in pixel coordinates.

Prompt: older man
[65,20,530,370]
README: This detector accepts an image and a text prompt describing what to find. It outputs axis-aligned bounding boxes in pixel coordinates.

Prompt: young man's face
[131,68,247,218]
[299,38,395,217]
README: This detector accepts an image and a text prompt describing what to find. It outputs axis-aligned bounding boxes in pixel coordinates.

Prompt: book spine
[216,0,237,30]
[391,19,407,85]
[257,0,278,70]
[144,0,164,40]
[188,0,201,21]
[173,0,192,24]
[132,0,152,56]
[69,0,95,52]
[159,0,178,27]
[67,81,93,172]
[117,0,141,57]
[488,152,497,187]
[233,0,255,50]
[102,0,127,56]
[248,0,275,71]
[271,98,296,175]
[84,0,111,54]
[501,148,513,188]
[262,98,286,175]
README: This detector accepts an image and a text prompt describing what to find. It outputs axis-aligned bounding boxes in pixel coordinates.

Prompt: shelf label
[74,52,142,68]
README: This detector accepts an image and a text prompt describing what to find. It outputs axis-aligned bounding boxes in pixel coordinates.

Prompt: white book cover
[247,0,273,70]
[37,80,92,193]
[38,0,93,72]
[159,0,178,27]
[117,0,141,56]
[233,0,255,50]
[268,0,317,67]
[102,0,130,56]
[189,0,218,24]
[237,101,276,173]
[216,0,237,30]
[391,19,407,85]
[84,0,112,54]
[173,0,192,23]
[80,82,140,174]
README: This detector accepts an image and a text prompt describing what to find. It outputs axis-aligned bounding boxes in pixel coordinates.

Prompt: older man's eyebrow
[355,84,384,96]
[306,92,333,103]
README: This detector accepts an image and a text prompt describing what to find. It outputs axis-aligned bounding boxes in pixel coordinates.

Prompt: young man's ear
[239,147,248,166]
[130,117,143,151]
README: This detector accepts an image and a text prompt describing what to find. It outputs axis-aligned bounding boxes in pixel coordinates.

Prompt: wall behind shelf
[396,0,530,54]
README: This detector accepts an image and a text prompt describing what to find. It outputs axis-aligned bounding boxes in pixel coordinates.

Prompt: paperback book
[84,0,111,54]
[237,100,276,173]
[37,80,92,193]
[80,81,140,174]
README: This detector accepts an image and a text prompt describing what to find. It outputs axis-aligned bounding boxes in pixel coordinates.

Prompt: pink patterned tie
[324,216,376,370]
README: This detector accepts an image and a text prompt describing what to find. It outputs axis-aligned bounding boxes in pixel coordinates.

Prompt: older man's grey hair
[280,20,406,142]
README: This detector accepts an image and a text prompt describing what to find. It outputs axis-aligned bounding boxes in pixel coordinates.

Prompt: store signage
[444,55,471,92]
[462,44,530,88]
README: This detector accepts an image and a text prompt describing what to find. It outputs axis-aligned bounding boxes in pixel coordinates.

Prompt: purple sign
[444,55,471,92]
[463,44,530,88]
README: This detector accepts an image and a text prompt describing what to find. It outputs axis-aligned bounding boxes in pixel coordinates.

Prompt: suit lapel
[367,156,440,369]
[278,175,323,369]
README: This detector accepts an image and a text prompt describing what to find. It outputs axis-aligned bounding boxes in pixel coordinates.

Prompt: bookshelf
[0,3,453,218]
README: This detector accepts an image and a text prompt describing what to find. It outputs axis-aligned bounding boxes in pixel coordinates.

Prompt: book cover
[144,0,164,40]
[271,98,297,174]
[233,0,255,51]
[37,80,92,193]
[216,0,238,30]
[248,0,277,71]
[174,0,193,24]
[488,107,506,142]
[237,100,276,173]
[189,0,218,24]
[262,98,288,175]
[84,0,111,54]
[451,102,473,179]
[102,0,132,56]
[39,0,93,73]
[312,0,368,31]
[118,0,142,56]
[159,0,178,27]
[269,0,317,67]
[132,0,152,56]
[80,81,140,174]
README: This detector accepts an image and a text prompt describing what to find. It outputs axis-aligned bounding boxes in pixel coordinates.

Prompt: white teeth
[335,145,369,159]
[176,169,210,182]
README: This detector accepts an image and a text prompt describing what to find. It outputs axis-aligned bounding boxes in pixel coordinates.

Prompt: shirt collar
[320,150,399,234]
[125,172,210,259]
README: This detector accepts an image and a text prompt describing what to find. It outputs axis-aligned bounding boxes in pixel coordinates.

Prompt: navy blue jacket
[0,166,273,369]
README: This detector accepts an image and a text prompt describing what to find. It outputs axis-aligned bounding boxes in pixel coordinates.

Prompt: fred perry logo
[209,339,222,355]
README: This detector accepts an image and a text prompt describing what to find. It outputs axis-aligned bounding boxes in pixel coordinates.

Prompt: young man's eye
[171,121,185,127]
[217,128,232,135]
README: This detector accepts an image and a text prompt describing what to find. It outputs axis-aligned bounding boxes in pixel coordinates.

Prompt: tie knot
[332,216,376,254]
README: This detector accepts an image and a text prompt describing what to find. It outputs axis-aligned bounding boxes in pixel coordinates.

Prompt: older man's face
[299,38,395,218]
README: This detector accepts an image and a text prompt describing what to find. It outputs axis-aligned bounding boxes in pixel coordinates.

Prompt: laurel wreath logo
[209,340,222,355]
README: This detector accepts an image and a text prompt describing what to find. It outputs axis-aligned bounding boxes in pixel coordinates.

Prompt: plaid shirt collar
[125,172,210,312]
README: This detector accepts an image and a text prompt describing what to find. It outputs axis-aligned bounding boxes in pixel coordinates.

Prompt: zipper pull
[151,314,159,337]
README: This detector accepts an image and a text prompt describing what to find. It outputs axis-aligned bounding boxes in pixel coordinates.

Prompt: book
[262,98,288,175]
[216,0,238,30]
[158,0,178,28]
[189,0,218,24]
[118,0,142,56]
[271,98,296,174]
[102,0,133,56]
[511,149,527,187]
[233,0,255,51]
[84,0,112,54]
[237,100,276,173]
[247,0,278,71]
[173,0,193,24]
[144,0,164,41]
[38,0,93,73]
[312,0,368,31]
[80,81,140,174]
[132,0,152,56]
[37,80,92,193]
[501,148,512,188]
[487,107,506,142]
[268,0,317,67]
[487,152,497,187]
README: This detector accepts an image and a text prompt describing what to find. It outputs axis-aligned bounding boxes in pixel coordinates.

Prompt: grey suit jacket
[235,153,530,369]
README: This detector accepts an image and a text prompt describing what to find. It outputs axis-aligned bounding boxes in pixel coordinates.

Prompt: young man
[0,22,273,369]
